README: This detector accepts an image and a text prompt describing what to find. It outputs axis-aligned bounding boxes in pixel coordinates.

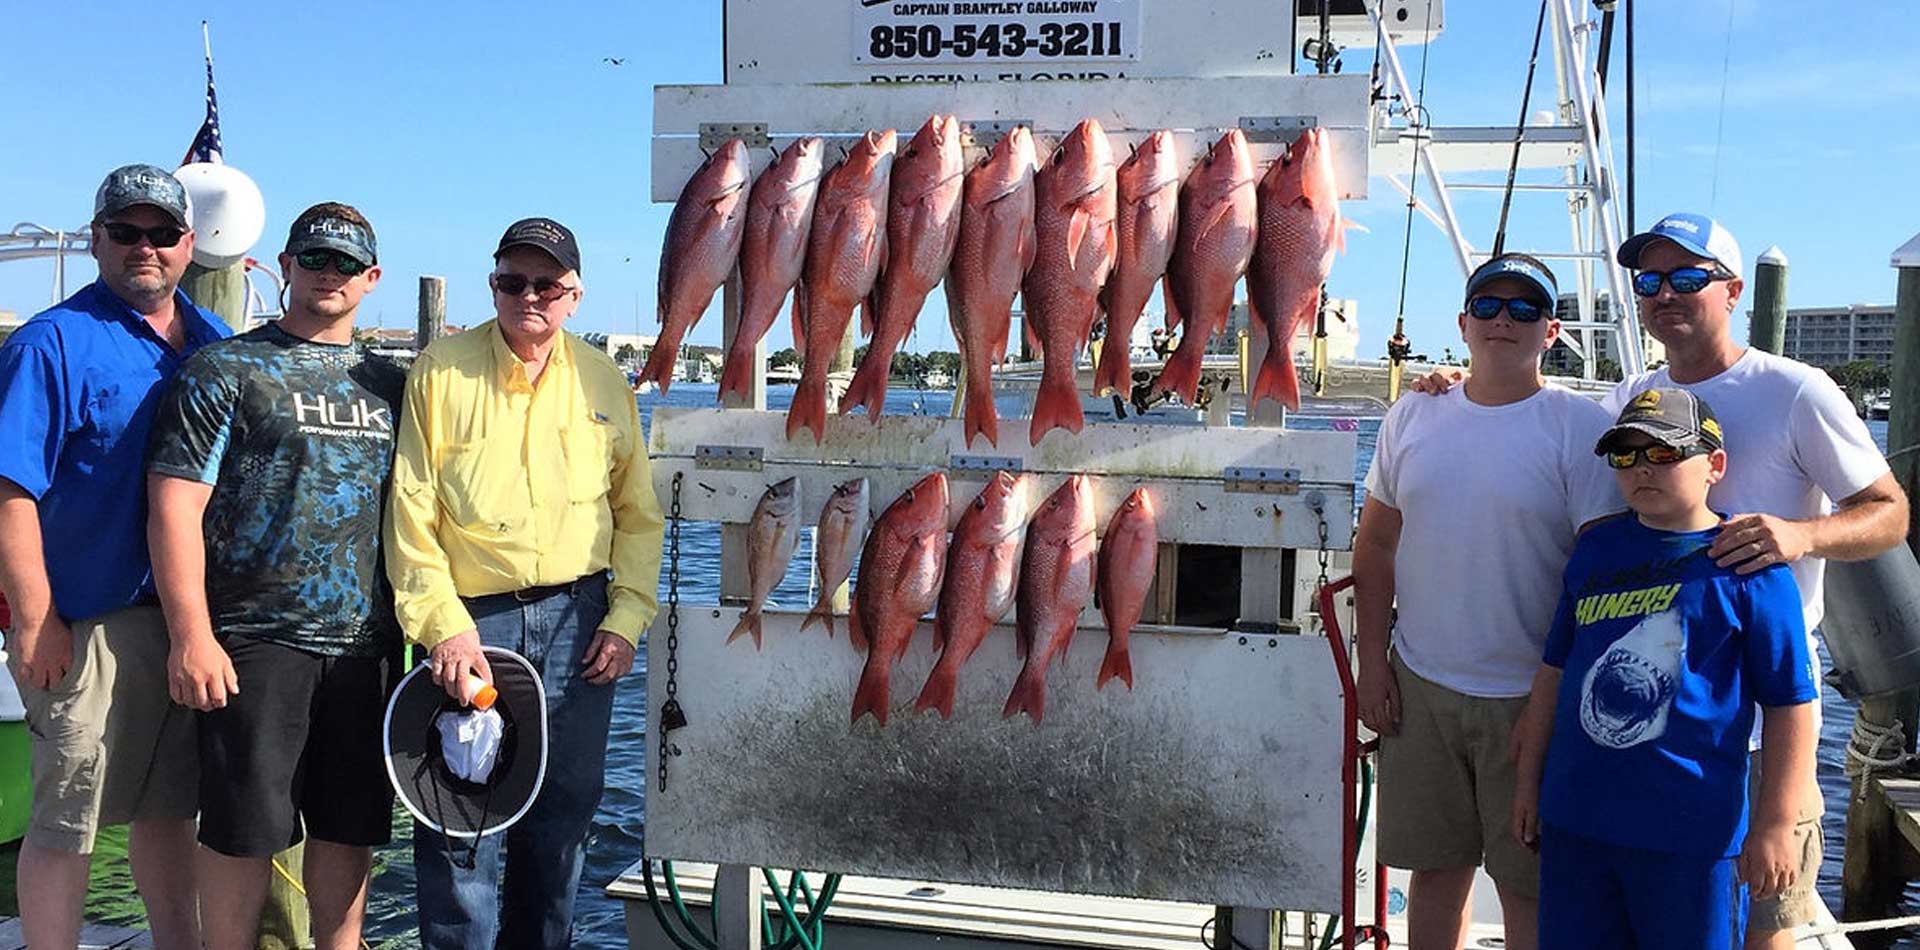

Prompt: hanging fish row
[727,471,1160,727]
[648,116,1347,447]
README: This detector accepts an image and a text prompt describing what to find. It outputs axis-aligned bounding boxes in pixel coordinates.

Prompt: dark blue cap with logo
[287,213,378,266]
[495,217,581,275]
[93,164,191,228]
[1464,253,1558,308]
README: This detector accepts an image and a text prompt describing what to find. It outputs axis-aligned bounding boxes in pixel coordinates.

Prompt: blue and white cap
[1464,252,1558,307]
[1617,213,1744,280]
[93,164,192,228]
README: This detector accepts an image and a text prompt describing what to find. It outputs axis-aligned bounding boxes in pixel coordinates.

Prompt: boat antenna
[1626,0,1637,231]
[1708,0,1736,211]
[1387,0,1438,403]
[1490,0,1551,259]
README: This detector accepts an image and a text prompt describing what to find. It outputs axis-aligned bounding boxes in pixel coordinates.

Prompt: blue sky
[3,1,1916,361]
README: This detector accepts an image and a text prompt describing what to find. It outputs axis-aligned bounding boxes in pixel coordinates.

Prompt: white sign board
[853,1,1142,67]
[725,0,1294,83]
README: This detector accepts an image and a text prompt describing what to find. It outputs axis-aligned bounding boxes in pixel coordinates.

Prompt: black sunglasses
[1604,443,1709,470]
[1466,295,1550,323]
[1632,267,1733,297]
[295,248,371,277]
[491,273,577,300]
[101,222,187,248]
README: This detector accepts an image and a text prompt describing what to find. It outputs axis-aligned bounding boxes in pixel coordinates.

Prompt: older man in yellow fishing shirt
[385,217,664,950]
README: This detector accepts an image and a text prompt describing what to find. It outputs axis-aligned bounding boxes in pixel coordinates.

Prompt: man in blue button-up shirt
[0,164,229,950]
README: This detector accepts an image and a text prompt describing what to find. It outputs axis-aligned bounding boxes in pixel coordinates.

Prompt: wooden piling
[417,275,447,351]
[1749,245,1788,355]
[179,261,250,332]
[1842,232,1920,922]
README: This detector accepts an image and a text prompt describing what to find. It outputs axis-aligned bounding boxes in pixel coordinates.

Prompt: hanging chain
[657,472,688,792]
[1311,493,1332,629]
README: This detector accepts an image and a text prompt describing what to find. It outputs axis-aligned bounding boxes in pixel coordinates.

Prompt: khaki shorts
[1376,654,1538,899]
[1745,748,1824,932]
[10,605,197,853]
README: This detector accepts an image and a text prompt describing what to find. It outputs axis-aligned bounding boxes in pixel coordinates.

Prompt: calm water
[57,385,1909,948]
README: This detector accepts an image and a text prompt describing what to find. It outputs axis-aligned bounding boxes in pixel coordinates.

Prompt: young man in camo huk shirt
[146,203,406,950]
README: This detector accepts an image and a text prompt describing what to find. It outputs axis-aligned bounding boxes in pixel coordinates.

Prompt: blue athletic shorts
[1540,824,1746,949]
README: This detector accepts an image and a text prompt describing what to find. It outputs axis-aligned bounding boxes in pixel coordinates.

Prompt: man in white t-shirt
[1355,253,1623,950]
[1604,213,1908,949]
[1410,214,1908,946]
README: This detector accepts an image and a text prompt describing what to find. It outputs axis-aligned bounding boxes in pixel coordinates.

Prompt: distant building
[580,331,657,367]
[1542,291,1660,378]
[0,310,19,345]
[1221,297,1359,360]
[1778,304,1895,369]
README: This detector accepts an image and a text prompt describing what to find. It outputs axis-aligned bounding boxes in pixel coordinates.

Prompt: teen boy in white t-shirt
[1355,253,1623,950]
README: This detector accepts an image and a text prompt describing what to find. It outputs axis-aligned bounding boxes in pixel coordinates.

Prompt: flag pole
[201,20,212,62]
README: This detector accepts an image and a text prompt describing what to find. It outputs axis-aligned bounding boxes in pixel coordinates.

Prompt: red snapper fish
[720,137,825,404]
[1024,120,1117,445]
[801,477,870,638]
[726,477,800,649]
[1004,475,1096,721]
[850,471,949,726]
[642,139,750,393]
[1095,486,1158,690]
[947,127,1038,448]
[1247,128,1344,410]
[1154,129,1257,404]
[914,471,1028,718]
[786,130,896,443]
[842,115,965,421]
[1094,130,1180,398]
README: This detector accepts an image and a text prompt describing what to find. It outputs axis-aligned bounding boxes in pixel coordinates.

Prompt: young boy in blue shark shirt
[1511,387,1819,948]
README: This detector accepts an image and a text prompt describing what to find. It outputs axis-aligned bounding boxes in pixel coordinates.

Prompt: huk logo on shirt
[291,393,392,437]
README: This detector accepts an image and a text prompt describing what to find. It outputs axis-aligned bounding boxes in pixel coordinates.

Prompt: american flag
[182,22,223,165]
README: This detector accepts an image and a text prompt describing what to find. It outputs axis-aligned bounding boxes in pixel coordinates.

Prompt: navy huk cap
[93,164,192,229]
[1595,387,1726,455]
[1617,212,1745,280]
[495,217,581,275]
[287,214,378,266]
[1464,253,1558,308]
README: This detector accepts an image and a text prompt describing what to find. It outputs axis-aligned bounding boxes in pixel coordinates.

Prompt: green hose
[641,858,844,950]
[1317,754,1376,950]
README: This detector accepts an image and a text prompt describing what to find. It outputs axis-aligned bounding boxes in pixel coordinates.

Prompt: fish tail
[912,657,960,719]
[850,658,892,726]
[839,357,888,420]
[1097,639,1134,691]
[1093,334,1132,396]
[1153,349,1202,404]
[1028,370,1085,446]
[1250,346,1302,411]
[1001,662,1048,722]
[725,610,764,650]
[717,341,753,405]
[785,377,828,443]
[964,380,1000,448]
[801,599,835,638]
[638,329,682,394]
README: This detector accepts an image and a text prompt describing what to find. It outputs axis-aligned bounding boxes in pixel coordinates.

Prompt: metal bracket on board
[962,119,1032,151]
[1222,466,1302,495]
[1238,115,1317,144]
[949,454,1025,474]
[695,444,765,472]
[699,122,771,150]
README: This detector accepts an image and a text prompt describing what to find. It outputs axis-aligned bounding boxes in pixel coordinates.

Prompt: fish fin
[1093,332,1131,397]
[800,599,835,638]
[847,601,869,653]
[785,378,829,444]
[849,653,892,726]
[718,341,750,405]
[912,662,959,719]
[861,284,881,338]
[839,353,887,420]
[1192,198,1238,246]
[725,610,764,650]
[1022,310,1042,357]
[638,330,680,395]
[1163,279,1184,331]
[1066,207,1091,263]
[1250,346,1301,411]
[965,375,1000,448]
[1153,345,1203,404]
[789,281,809,350]
[1029,367,1086,446]
[1097,639,1134,691]
[1001,661,1047,722]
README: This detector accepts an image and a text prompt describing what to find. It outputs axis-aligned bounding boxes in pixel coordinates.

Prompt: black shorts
[197,636,395,857]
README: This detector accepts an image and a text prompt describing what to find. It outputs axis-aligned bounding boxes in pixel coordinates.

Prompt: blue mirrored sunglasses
[1632,266,1731,297]
[1466,295,1549,323]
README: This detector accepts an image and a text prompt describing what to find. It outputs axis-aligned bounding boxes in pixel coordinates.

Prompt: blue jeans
[415,573,616,950]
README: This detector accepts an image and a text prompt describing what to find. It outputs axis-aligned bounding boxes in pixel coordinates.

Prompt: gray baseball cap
[287,212,378,266]
[93,164,192,228]
[1595,387,1725,454]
